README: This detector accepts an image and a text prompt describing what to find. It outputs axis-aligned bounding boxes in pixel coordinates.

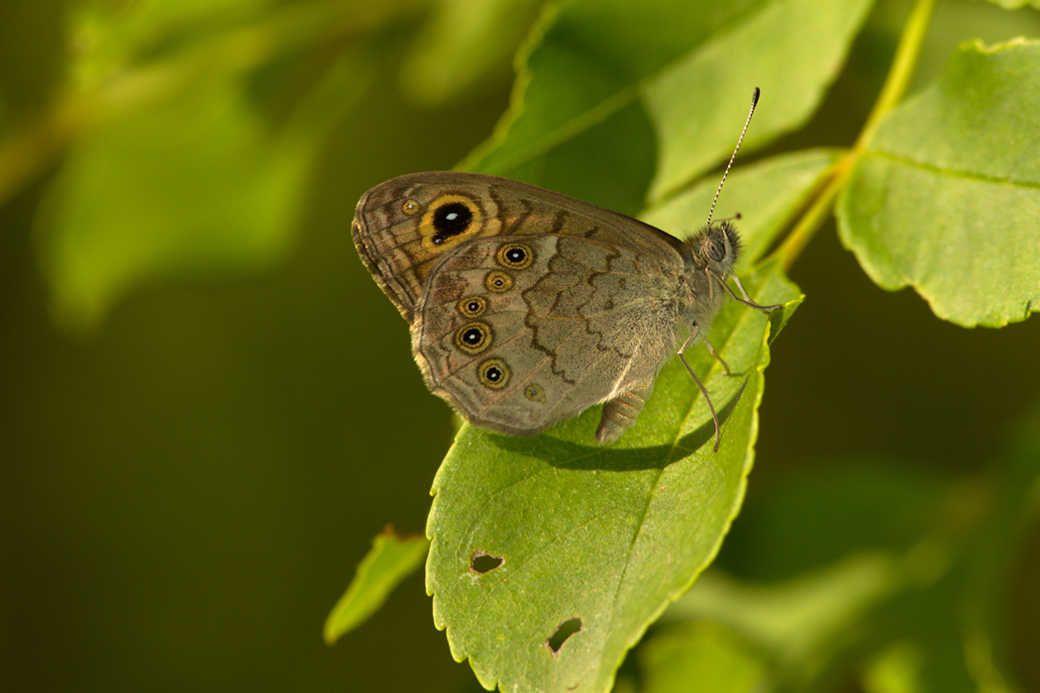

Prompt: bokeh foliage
[2,1,1039,692]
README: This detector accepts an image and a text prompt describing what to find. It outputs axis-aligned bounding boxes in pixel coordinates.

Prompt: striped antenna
[705,87,760,227]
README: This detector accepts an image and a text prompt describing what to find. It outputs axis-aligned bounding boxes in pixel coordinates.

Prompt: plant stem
[775,0,937,271]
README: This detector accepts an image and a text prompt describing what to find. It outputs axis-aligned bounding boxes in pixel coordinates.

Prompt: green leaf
[399,0,543,106]
[34,50,368,330]
[862,641,926,693]
[426,261,802,693]
[324,528,430,645]
[68,0,278,91]
[640,0,872,202]
[837,39,1040,328]
[976,0,1040,9]
[650,461,958,690]
[957,402,1040,691]
[665,556,903,677]
[464,0,872,210]
[639,621,768,693]
[717,461,950,582]
[642,148,842,266]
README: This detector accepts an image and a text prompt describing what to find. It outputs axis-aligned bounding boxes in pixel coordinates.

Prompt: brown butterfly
[352,89,778,450]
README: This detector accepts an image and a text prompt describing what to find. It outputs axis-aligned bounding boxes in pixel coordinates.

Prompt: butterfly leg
[596,377,656,445]
[725,274,783,312]
[678,324,722,452]
[702,339,731,375]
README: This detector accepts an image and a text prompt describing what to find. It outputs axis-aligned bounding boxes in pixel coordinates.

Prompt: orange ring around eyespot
[454,322,492,355]
[485,270,513,293]
[496,242,534,270]
[457,296,487,318]
[524,383,546,403]
[478,359,510,389]
[421,194,481,249]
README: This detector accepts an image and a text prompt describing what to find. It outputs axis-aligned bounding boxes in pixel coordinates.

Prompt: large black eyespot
[431,202,473,245]
[454,322,492,354]
[496,242,534,269]
[478,359,510,389]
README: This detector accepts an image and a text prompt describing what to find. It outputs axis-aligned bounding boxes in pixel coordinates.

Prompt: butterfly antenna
[706,87,760,228]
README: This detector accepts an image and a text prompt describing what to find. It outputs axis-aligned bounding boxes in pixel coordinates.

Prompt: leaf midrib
[868,150,1040,189]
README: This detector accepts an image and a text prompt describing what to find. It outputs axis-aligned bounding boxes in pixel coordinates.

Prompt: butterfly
[352,89,778,450]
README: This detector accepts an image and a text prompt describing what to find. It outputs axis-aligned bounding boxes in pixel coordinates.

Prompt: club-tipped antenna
[705,87,760,228]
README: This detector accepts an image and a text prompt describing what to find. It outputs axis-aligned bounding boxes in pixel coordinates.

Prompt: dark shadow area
[486,377,750,471]
[469,551,504,574]
[546,617,582,655]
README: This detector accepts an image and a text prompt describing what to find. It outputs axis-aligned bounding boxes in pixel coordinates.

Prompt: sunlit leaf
[463,0,872,211]
[426,261,801,692]
[837,39,1040,328]
[399,0,543,106]
[324,528,429,644]
[642,148,841,268]
[640,0,872,201]
[667,556,902,668]
[862,642,925,693]
[639,621,767,693]
[976,0,1040,9]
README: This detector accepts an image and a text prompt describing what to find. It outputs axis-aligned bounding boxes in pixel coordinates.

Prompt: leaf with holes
[421,145,826,692]
[426,255,801,692]
[837,39,1040,328]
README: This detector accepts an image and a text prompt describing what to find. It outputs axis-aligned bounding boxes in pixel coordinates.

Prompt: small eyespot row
[524,384,546,403]
[478,359,510,389]
[485,270,513,293]
[457,296,486,317]
[496,242,534,270]
[454,322,492,355]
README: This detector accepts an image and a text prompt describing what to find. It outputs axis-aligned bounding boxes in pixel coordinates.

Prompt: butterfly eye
[705,237,726,262]
[454,322,492,354]
[496,242,534,269]
[478,359,510,389]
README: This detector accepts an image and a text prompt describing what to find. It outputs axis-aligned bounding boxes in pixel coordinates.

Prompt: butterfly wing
[414,234,688,436]
[351,172,687,321]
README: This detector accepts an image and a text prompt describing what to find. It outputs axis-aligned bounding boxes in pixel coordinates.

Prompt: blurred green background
[1,0,1038,691]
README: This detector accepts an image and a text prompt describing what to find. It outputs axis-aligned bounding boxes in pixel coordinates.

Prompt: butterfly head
[686,220,742,277]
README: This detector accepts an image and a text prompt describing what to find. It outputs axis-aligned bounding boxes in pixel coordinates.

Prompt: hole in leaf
[470,551,504,574]
[546,617,582,654]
